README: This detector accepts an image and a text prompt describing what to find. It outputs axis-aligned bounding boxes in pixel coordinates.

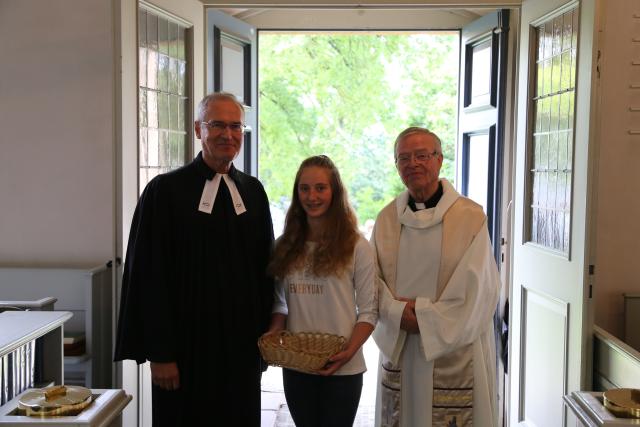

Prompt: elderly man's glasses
[396,150,441,166]
[201,120,246,133]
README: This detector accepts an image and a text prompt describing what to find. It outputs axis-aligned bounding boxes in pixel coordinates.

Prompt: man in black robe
[115,92,274,426]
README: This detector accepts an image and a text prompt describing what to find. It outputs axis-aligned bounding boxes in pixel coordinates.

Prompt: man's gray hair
[393,127,443,159]
[197,92,245,122]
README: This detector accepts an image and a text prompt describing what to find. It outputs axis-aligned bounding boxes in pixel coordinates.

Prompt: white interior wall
[593,0,640,341]
[0,0,116,268]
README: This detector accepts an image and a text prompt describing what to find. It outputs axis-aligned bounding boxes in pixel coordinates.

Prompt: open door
[457,9,512,426]
[509,1,598,426]
[206,9,258,176]
[458,10,509,251]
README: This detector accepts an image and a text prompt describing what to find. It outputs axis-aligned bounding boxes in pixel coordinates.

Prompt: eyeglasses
[201,120,246,133]
[396,150,441,166]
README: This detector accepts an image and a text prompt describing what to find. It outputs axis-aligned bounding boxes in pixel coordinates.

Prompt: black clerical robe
[114,152,274,426]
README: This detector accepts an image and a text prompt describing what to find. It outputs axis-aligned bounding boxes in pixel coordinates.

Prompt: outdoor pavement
[260,338,379,427]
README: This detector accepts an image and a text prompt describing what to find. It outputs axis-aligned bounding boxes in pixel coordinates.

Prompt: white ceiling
[219,7,491,20]
[213,6,498,29]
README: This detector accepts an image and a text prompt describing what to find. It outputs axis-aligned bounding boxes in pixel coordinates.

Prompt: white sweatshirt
[272,235,378,375]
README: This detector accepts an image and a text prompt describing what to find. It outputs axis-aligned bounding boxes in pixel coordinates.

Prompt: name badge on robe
[198,174,246,215]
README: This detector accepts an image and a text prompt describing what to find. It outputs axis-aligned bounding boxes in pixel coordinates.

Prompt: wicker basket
[258,331,346,373]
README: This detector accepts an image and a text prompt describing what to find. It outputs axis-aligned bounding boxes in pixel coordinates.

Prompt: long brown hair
[269,155,360,279]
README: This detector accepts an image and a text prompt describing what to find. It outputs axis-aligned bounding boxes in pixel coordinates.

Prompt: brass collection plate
[18,385,93,417]
[603,388,640,419]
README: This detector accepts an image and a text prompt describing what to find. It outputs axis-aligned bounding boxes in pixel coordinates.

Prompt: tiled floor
[260,338,379,427]
[260,365,286,427]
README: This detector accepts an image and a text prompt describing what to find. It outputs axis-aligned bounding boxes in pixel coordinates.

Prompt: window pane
[470,40,491,103]
[178,26,186,61]
[147,50,158,90]
[139,128,148,166]
[221,38,245,102]
[536,59,544,97]
[147,90,158,128]
[562,12,572,51]
[138,7,190,194]
[534,134,547,170]
[148,128,159,167]
[139,89,147,127]
[467,134,490,213]
[139,47,147,88]
[560,51,571,91]
[170,94,179,131]
[548,132,558,170]
[147,13,158,51]
[178,61,186,95]
[169,22,178,58]
[169,133,179,166]
[565,130,573,170]
[139,168,147,188]
[552,16,562,56]
[159,130,170,167]
[551,55,561,95]
[527,7,578,253]
[139,10,147,48]
[158,93,169,129]
[179,97,187,131]
[158,54,169,93]
[169,58,178,94]
[550,93,559,132]
[543,58,552,96]
[544,21,553,59]
[158,17,169,55]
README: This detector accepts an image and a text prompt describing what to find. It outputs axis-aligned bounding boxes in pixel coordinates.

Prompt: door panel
[458,10,509,256]
[458,11,510,425]
[207,9,257,175]
[509,1,598,426]
[521,287,568,425]
[461,128,495,216]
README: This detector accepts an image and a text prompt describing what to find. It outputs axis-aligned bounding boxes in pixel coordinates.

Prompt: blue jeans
[283,368,363,427]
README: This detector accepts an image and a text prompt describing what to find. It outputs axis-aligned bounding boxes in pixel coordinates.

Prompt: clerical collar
[198,174,246,216]
[408,182,443,211]
[194,152,246,216]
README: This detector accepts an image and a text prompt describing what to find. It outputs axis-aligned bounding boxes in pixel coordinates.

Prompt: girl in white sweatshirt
[266,155,378,427]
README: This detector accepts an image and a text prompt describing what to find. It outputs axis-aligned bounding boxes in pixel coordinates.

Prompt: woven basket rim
[258,330,345,373]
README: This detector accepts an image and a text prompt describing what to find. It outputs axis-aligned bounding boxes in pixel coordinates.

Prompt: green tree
[259,33,459,228]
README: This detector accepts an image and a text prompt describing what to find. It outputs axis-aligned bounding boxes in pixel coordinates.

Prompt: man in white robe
[372,127,501,427]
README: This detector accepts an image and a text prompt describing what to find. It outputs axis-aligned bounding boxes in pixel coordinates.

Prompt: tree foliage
[258,32,459,226]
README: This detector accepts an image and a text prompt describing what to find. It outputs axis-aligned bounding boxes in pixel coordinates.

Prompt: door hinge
[588,264,595,299]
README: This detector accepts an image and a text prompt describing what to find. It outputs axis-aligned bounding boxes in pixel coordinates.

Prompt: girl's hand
[316,321,374,375]
[265,313,287,336]
[264,327,284,336]
[316,349,355,376]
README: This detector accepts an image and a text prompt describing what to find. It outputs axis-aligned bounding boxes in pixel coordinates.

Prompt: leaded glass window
[528,8,578,253]
[138,6,190,195]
